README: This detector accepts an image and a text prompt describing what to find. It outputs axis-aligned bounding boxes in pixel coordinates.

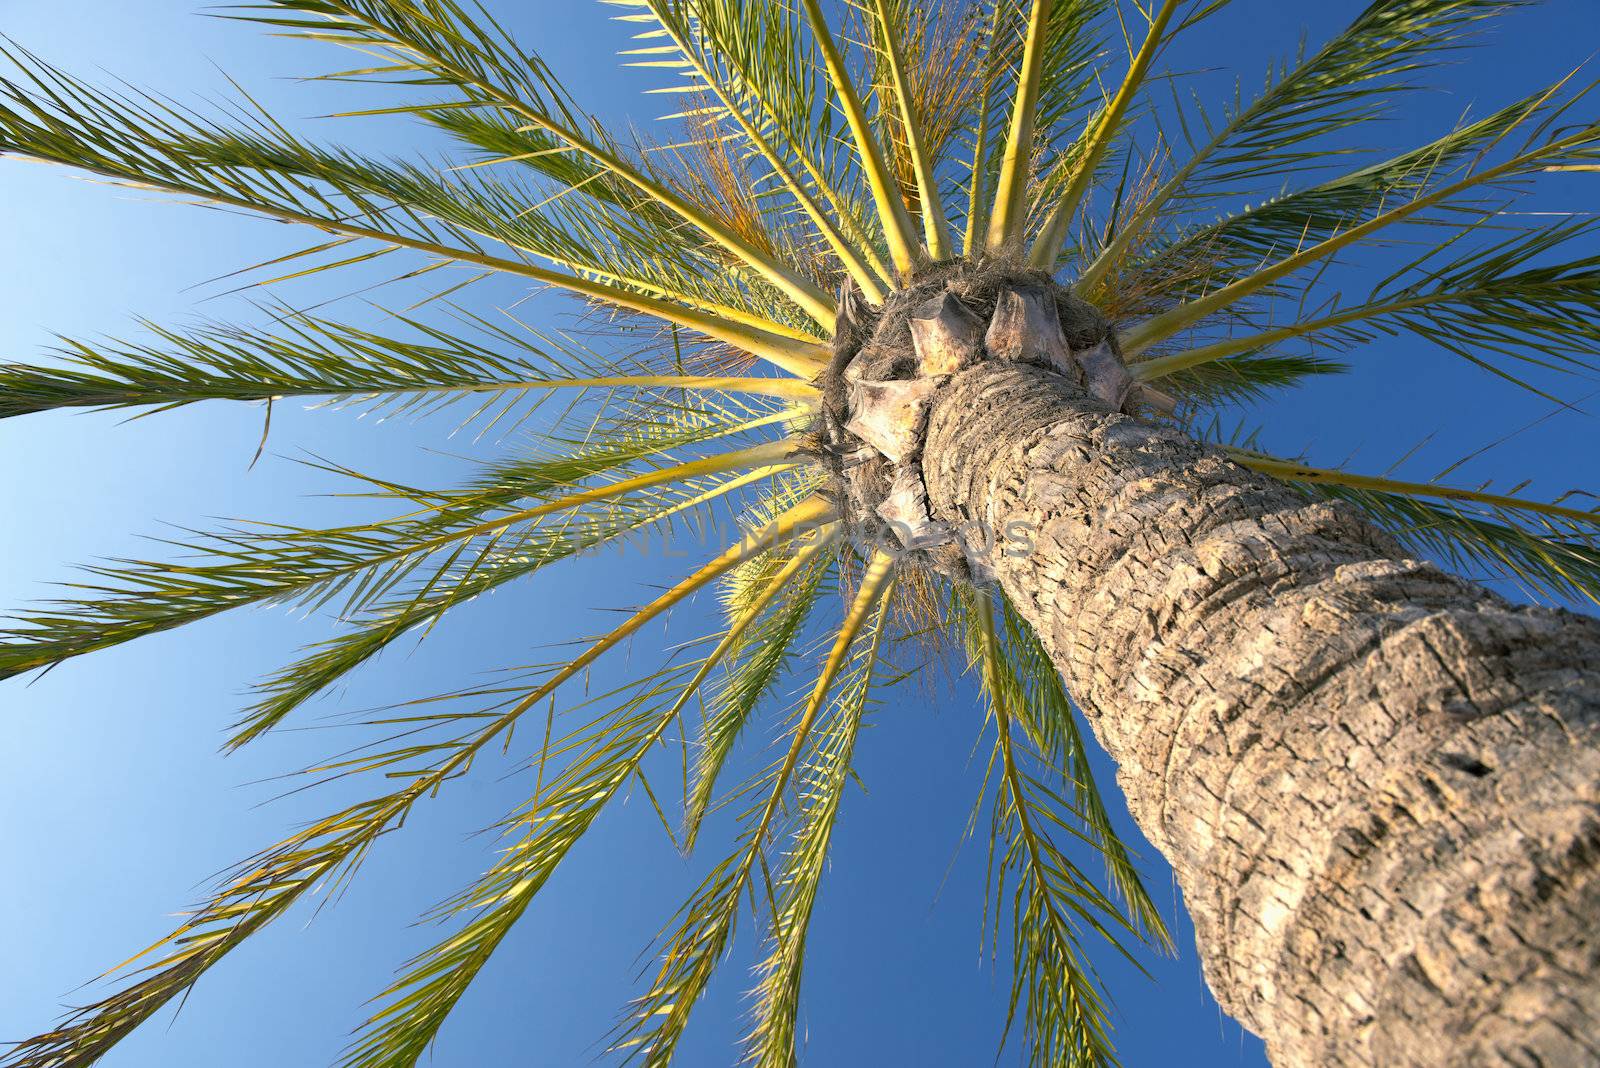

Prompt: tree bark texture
[921,361,1600,1067]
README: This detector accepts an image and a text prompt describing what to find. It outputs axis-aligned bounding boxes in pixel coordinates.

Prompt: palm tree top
[1,1,1597,1065]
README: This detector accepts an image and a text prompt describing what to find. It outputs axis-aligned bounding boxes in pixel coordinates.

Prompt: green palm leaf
[1080,0,1531,291]
[615,551,894,1064]
[0,44,827,372]
[0,401,799,683]
[231,0,839,327]
[1136,217,1600,398]
[743,571,894,1065]
[1119,79,1600,355]
[0,307,816,421]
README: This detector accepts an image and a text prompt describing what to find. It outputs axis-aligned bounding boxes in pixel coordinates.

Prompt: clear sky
[1,2,1596,1066]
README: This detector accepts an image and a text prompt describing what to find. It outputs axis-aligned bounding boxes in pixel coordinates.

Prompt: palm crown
[2,1,1598,1066]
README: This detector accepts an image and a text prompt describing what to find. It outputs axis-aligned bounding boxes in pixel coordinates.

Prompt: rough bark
[909,291,985,376]
[922,361,1600,1068]
[843,376,936,465]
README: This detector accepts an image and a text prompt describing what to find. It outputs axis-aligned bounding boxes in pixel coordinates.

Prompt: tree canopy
[1,2,1597,1065]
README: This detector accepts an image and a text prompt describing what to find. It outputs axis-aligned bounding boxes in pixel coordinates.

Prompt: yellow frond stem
[479,375,820,400]
[1028,0,1182,271]
[759,550,896,841]
[521,252,828,344]
[746,555,893,1066]
[871,0,954,260]
[512,530,838,855]
[405,232,826,376]
[1229,452,1600,526]
[622,7,896,294]
[963,2,1008,258]
[504,439,803,524]
[985,0,1056,253]
[112,175,828,375]
[648,548,895,1050]
[315,439,809,574]
[376,408,804,531]
[678,527,837,851]
[1131,286,1477,381]
[28,153,831,374]
[657,465,808,526]
[797,0,925,281]
[973,593,1083,962]
[629,1,889,304]
[1131,337,1274,382]
[970,593,1012,728]
[508,114,837,330]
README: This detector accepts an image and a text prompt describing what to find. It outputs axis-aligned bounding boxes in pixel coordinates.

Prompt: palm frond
[0,45,828,373]
[1120,77,1600,356]
[683,532,833,850]
[1079,0,1529,292]
[233,0,839,328]
[964,592,1172,950]
[332,672,687,1068]
[974,589,1145,1068]
[614,550,895,1064]
[0,752,450,1068]
[968,0,1161,262]
[327,513,834,1067]
[1162,350,1349,407]
[2,499,833,1068]
[0,308,817,421]
[1027,0,1184,267]
[962,1,1011,257]
[646,0,885,276]
[405,103,829,337]
[743,571,893,1065]
[861,0,988,206]
[1135,217,1600,399]
[1105,85,1554,321]
[608,0,891,301]
[233,462,803,749]
[863,0,956,260]
[0,403,803,683]
[985,0,1061,252]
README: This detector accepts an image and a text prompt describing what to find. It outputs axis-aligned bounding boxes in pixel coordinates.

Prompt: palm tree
[2,0,1598,1064]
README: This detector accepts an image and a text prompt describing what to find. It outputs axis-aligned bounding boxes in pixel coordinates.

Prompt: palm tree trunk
[921,360,1600,1067]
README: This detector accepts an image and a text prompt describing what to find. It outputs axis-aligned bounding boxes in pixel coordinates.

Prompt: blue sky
[1,2,1596,1066]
